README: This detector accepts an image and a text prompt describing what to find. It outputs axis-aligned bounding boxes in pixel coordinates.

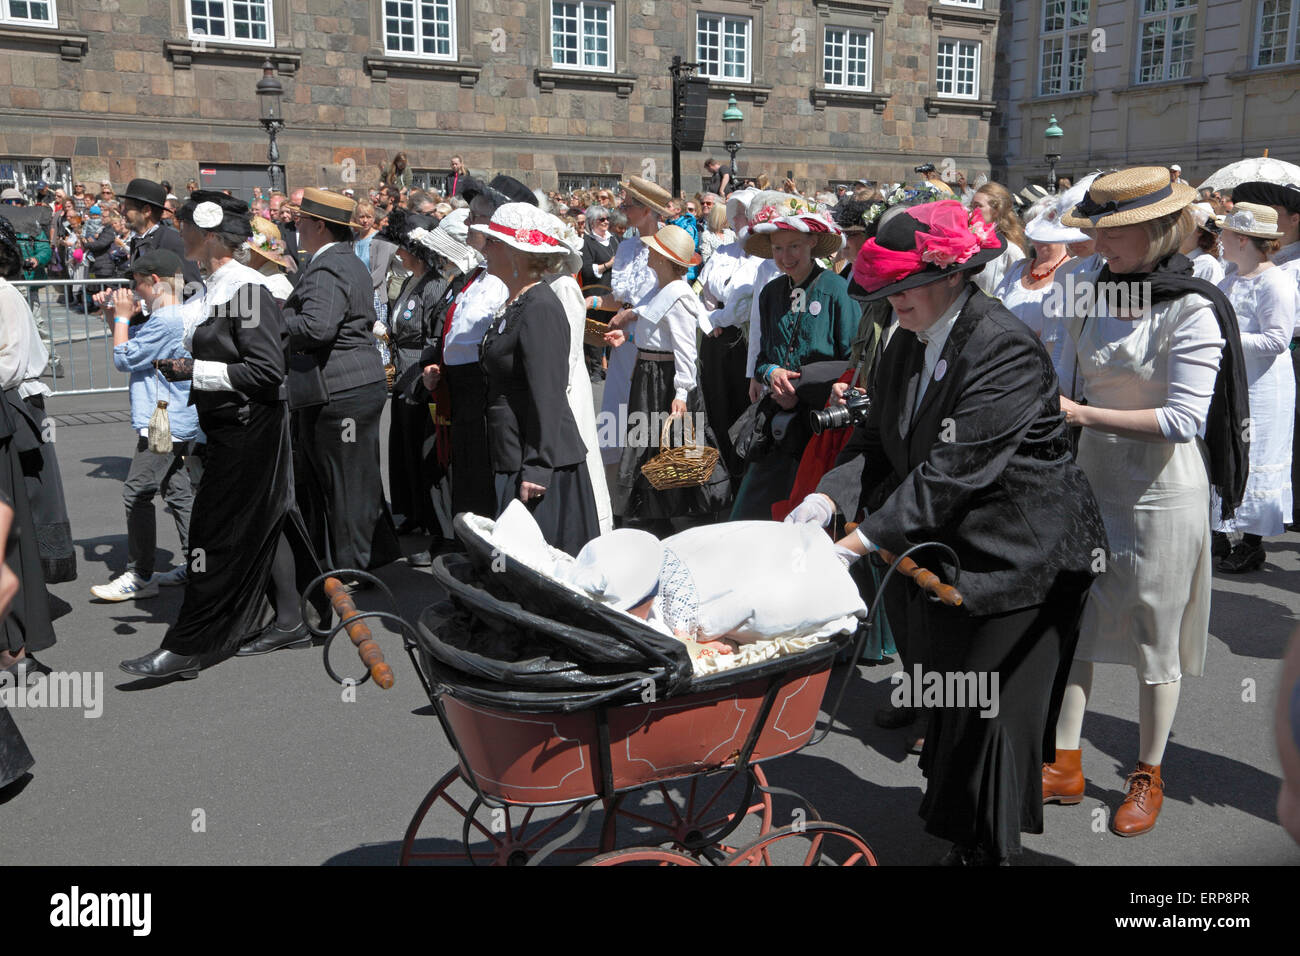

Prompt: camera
[914,163,936,175]
[810,388,871,434]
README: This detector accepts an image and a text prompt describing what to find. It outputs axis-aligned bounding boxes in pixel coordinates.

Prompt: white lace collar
[203,259,270,310]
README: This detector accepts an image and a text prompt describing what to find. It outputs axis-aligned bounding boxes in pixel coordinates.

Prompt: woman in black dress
[579,204,618,380]
[470,203,599,555]
[120,192,323,679]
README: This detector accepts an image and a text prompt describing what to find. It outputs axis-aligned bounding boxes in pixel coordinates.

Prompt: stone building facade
[0,0,1007,199]
[992,0,1300,191]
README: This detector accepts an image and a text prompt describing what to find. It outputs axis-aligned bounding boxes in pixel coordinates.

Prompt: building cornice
[363,55,481,87]
[163,39,300,74]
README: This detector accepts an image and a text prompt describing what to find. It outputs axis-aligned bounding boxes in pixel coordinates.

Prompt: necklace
[1029,253,1068,281]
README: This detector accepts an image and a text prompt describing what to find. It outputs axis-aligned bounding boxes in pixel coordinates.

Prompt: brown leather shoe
[1042,748,1084,805]
[1112,762,1163,837]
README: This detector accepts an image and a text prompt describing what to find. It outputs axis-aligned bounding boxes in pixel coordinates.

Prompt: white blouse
[633,279,704,401]
[442,268,508,367]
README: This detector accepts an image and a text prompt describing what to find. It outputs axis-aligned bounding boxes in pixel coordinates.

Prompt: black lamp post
[256,59,284,195]
[722,94,744,184]
[1044,114,1063,195]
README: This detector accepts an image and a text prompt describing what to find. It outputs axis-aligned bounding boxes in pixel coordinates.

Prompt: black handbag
[285,351,329,410]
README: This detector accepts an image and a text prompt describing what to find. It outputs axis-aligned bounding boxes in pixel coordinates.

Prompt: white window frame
[939,0,984,6]
[0,0,58,27]
[935,37,981,99]
[1039,0,1090,96]
[550,0,615,73]
[186,0,275,48]
[1254,0,1300,67]
[697,13,752,83]
[1135,0,1198,84]
[382,0,458,61]
[823,26,874,91]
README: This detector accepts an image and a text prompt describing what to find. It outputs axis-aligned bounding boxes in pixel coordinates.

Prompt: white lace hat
[469,201,581,272]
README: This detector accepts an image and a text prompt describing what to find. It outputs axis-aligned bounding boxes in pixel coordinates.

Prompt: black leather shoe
[1211,532,1231,560]
[235,621,312,657]
[1218,542,1266,574]
[119,648,201,679]
[406,550,433,568]
[874,705,917,730]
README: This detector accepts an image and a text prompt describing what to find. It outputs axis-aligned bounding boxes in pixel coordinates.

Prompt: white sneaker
[152,565,189,587]
[90,571,159,602]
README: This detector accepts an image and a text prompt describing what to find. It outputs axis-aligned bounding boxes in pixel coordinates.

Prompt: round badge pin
[934,358,948,381]
[808,300,822,316]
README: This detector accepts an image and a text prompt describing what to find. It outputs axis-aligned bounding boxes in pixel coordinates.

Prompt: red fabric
[432,271,481,468]
[851,200,1000,294]
[487,222,562,247]
[770,369,856,523]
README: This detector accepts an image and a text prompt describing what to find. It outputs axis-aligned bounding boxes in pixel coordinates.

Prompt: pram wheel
[581,848,706,866]
[399,766,608,866]
[723,821,878,866]
[609,765,774,859]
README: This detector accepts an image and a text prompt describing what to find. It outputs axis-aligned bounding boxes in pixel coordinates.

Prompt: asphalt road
[4,385,1299,866]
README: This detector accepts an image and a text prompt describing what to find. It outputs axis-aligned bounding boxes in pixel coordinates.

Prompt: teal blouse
[754,266,858,383]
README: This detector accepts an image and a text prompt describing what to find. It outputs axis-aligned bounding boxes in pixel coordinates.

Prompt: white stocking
[1054,659,1093,751]
[1138,677,1181,767]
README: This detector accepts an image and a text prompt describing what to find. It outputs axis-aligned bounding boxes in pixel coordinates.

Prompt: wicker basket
[584,318,611,347]
[641,415,719,491]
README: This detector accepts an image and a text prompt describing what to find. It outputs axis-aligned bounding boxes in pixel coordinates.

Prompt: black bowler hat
[121,178,168,210]
[1231,181,1300,216]
[457,174,537,209]
[130,249,185,278]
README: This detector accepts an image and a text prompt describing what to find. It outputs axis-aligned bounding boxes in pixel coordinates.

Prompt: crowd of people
[2,151,1299,865]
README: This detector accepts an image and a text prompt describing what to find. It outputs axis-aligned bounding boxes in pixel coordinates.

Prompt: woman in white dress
[1044,167,1249,838]
[1179,203,1226,287]
[971,182,1028,296]
[1213,203,1299,572]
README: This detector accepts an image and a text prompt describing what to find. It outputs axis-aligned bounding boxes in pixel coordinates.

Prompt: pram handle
[845,525,963,607]
[323,576,395,689]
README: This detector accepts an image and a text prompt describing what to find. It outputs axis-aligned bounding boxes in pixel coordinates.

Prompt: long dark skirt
[0,705,34,790]
[388,391,444,538]
[699,327,752,485]
[4,391,75,583]
[162,401,324,660]
[297,380,401,572]
[446,363,496,521]
[729,450,802,521]
[494,463,600,557]
[611,356,731,520]
[910,577,1088,860]
[0,420,55,656]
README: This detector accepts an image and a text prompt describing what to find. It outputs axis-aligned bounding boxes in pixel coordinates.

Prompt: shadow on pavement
[81,455,131,482]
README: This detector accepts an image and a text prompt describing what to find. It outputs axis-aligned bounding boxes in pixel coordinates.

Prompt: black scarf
[1096,252,1248,519]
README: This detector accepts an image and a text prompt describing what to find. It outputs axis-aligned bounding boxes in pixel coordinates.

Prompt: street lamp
[722,94,744,183]
[1044,114,1063,195]
[256,59,284,195]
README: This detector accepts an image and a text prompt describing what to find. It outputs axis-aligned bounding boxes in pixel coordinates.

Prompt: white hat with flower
[742,190,844,259]
[1025,174,1097,244]
[243,215,294,270]
[469,202,582,274]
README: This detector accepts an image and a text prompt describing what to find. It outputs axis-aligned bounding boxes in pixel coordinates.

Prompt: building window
[558,173,620,192]
[939,0,984,6]
[697,13,751,82]
[187,0,273,46]
[383,0,456,59]
[0,0,57,27]
[1039,0,1090,95]
[823,26,873,90]
[1136,0,1197,84]
[935,37,980,98]
[1256,0,1300,66]
[551,1,613,72]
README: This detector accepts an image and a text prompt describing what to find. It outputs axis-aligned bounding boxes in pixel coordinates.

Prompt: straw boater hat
[244,216,294,269]
[849,199,1006,301]
[297,187,356,226]
[1060,166,1197,229]
[641,223,701,269]
[743,190,845,259]
[468,201,581,272]
[1216,202,1285,240]
[620,176,673,217]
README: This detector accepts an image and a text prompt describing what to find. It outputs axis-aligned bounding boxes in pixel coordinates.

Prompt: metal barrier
[13,278,133,396]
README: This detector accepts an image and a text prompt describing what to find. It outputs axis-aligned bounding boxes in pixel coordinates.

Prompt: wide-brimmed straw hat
[298,187,356,226]
[849,199,1006,301]
[244,216,294,269]
[1060,166,1196,229]
[469,202,580,270]
[620,176,673,217]
[743,191,844,259]
[1216,202,1285,239]
[641,223,701,268]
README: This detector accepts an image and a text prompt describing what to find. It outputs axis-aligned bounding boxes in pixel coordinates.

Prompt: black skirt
[0,705,34,790]
[5,391,75,584]
[446,362,496,521]
[699,326,752,483]
[162,401,325,660]
[0,399,55,656]
[388,388,444,536]
[494,463,600,557]
[611,356,731,520]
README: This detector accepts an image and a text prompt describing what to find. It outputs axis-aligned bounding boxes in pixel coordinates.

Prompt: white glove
[372,321,388,336]
[832,544,861,569]
[784,493,835,528]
